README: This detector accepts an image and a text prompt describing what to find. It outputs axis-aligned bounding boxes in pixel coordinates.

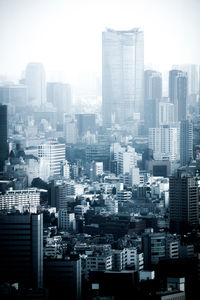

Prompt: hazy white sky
[0,0,199,82]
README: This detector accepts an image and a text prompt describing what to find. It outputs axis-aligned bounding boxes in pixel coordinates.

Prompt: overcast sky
[0,0,199,82]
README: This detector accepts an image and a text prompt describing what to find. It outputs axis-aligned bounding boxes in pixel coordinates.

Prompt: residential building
[0,188,40,212]
[148,125,179,161]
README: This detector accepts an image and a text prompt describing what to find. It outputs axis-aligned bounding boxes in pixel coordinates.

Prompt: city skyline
[0,0,200,83]
[1,1,200,299]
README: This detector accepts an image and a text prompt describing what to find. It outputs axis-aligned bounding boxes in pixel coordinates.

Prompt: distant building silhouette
[102,28,144,126]
[25,62,46,106]
[0,84,28,107]
[46,82,72,114]
[169,70,187,121]
[75,113,96,137]
[144,70,162,100]
[180,120,193,166]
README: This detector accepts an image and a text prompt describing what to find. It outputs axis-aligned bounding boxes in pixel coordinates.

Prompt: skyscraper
[148,125,179,161]
[64,114,78,144]
[144,70,162,100]
[180,120,193,166]
[38,141,66,178]
[0,213,43,288]
[102,28,144,127]
[169,171,198,233]
[0,104,8,171]
[25,62,46,106]
[169,70,188,121]
[172,64,199,96]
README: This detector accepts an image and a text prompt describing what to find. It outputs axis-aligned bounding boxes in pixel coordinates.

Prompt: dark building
[0,104,8,171]
[144,70,162,101]
[86,144,110,170]
[145,160,171,177]
[75,113,96,136]
[142,232,166,269]
[0,213,43,288]
[169,172,198,233]
[90,270,137,300]
[44,256,81,300]
[180,120,193,167]
[169,70,188,121]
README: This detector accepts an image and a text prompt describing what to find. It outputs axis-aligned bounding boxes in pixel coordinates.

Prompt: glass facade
[102,28,144,127]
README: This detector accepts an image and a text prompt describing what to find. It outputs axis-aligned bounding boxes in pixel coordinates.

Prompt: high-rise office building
[158,99,175,126]
[102,28,144,126]
[169,171,198,233]
[172,64,199,95]
[180,120,193,166]
[38,141,66,177]
[148,125,179,161]
[44,255,81,300]
[144,70,162,100]
[142,232,166,269]
[25,62,46,106]
[0,213,43,288]
[118,147,136,174]
[169,70,188,121]
[64,114,78,144]
[0,104,8,171]
[144,99,160,129]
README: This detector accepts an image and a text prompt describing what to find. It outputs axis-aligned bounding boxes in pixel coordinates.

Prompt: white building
[129,167,140,186]
[118,146,136,174]
[112,247,144,271]
[64,114,78,144]
[159,101,175,126]
[38,140,65,178]
[61,160,70,179]
[91,161,103,180]
[58,209,76,232]
[0,188,40,212]
[86,253,112,277]
[149,125,180,161]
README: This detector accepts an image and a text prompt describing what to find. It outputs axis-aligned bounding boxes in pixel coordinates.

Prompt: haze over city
[0,0,200,83]
[0,0,200,299]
